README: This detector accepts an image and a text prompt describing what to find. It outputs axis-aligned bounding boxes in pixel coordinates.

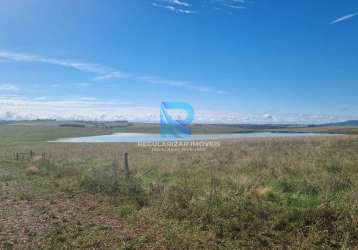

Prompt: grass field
[0,124,358,249]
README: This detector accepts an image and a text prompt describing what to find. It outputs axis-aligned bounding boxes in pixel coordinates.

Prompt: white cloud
[0,84,20,92]
[0,50,226,95]
[212,0,251,10]
[136,76,226,94]
[152,3,196,14]
[0,97,156,122]
[331,13,357,24]
[0,96,355,124]
[187,85,227,95]
[0,51,112,74]
[94,71,128,81]
[34,97,49,100]
[136,76,190,86]
[165,0,190,7]
[222,4,245,10]
[263,113,276,121]
[152,0,252,13]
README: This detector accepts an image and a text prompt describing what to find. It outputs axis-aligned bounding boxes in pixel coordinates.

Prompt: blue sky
[0,0,357,123]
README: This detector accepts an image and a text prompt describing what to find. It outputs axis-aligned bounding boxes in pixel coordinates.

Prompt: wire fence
[1,151,51,162]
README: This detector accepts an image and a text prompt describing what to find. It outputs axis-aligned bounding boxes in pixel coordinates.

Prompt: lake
[53,132,340,143]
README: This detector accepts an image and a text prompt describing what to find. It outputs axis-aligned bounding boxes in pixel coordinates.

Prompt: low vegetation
[0,124,357,249]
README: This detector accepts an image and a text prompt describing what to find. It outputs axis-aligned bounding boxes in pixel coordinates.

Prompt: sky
[0,0,357,123]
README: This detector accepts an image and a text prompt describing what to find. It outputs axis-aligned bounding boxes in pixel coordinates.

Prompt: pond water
[53,132,340,143]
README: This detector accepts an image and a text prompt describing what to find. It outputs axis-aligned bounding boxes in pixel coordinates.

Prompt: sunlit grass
[0,125,357,249]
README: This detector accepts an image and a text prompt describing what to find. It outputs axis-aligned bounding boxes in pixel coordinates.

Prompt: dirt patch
[25,165,40,175]
[0,195,138,249]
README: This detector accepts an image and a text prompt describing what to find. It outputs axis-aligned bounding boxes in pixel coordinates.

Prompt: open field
[5,120,358,135]
[0,124,358,249]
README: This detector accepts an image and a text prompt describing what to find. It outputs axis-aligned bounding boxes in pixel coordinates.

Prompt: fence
[1,151,50,161]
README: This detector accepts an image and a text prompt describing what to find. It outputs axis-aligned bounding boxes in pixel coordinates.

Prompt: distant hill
[323,120,358,126]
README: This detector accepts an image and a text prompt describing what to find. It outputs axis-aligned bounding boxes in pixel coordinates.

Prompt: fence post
[124,153,130,178]
[30,150,33,160]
